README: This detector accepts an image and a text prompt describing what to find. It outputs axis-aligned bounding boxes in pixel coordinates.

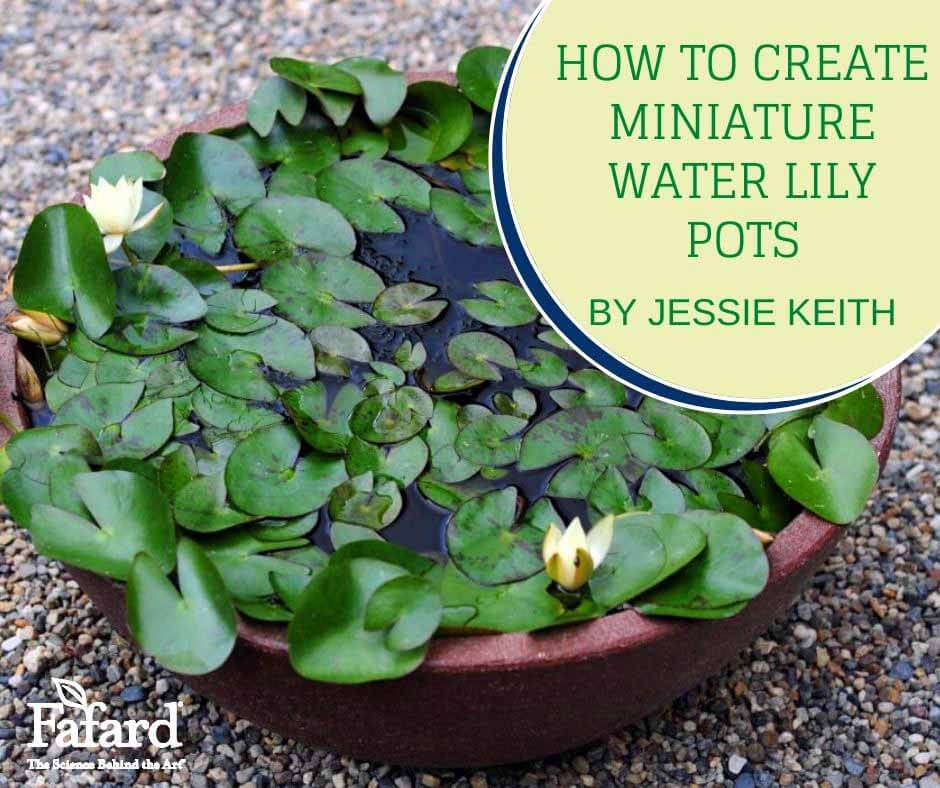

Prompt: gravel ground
[1,2,938,786]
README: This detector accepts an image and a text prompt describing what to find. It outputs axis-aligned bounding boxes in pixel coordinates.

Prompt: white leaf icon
[52,677,87,710]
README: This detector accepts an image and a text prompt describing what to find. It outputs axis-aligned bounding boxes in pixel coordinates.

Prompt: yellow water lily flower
[542,515,614,591]
[5,309,68,345]
[14,350,43,405]
[82,176,162,254]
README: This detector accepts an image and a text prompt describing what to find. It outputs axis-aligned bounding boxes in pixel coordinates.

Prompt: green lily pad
[54,382,173,462]
[538,329,570,350]
[311,325,372,363]
[364,575,441,652]
[126,537,236,674]
[393,340,426,372]
[225,424,348,517]
[200,529,309,598]
[335,57,407,126]
[281,382,363,453]
[204,289,277,333]
[342,127,390,159]
[551,370,627,409]
[430,189,500,246]
[681,469,743,511]
[493,387,537,419]
[185,344,276,403]
[639,467,687,514]
[247,76,307,136]
[331,521,386,549]
[346,436,428,488]
[174,473,256,533]
[316,158,430,233]
[262,255,384,329]
[821,384,884,439]
[767,415,878,524]
[430,369,486,393]
[158,444,198,500]
[162,252,230,296]
[388,81,473,164]
[547,458,604,499]
[249,511,320,543]
[684,411,766,468]
[718,459,798,533]
[626,399,712,470]
[234,195,356,261]
[373,282,448,326]
[350,386,434,444]
[13,204,115,339]
[518,406,648,471]
[162,132,266,255]
[144,358,200,401]
[635,511,769,614]
[288,556,428,683]
[589,519,666,608]
[460,280,536,327]
[587,466,635,516]
[30,470,175,581]
[1,425,101,528]
[192,320,316,380]
[113,264,206,323]
[124,189,173,264]
[518,349,568,388]
[329,472,403,529]
[268,545,329,609]
[455,414,526,467]
[96,315,198,356]
[90,151,166,184]
[457,46,509,112]
[425,400,480,483]
[447,332,516,381]
[446,488,549,585]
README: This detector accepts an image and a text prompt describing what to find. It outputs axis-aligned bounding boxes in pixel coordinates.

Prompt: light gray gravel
[1,2,938,786]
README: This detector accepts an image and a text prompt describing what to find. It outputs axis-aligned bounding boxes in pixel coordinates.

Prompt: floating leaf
[626,399,712,470]
[185,344,276,403]
[430,370,485,393]
[373,282,447,326]
[547,458,604,499]
[200,529,309,598]
[388,81,473,164]
[684,411,766,468]
[247,76,307,136]
[457,46,509,112]
[234,195,356,261]
[262,255,383,329]
[311,325,372,363]
[174,473,256,533]
[821,384,884,439]
[162,252,230,296]
[97,315,198,356]
[718,459,798,533]
[681,469,743,511]
[493,387,537,419]
[13,204,115,339]
[282,382,364,454]
[162,133,265,254]
[394,340,427,372]
[31,470,175,580]
[639,468,686,514]
[90,151,166,185]
[430,189,500,246]
[446,488,546,585]
[225,424,348,517]
[459,280,537,327]
[364,575,441,652]
[587,466,635,516]
[329,472,402,529]
[127,537,236,674]
[113,264,206,323]
[350,386,434,444]
[518,407,648,471]
[518,349,568,387]
[249,511,320,543]
[191,320,316,381]
[204,289,277,333]
[331,522,385,549]
[346,436,428,488]
[316,158,430,233]
[455,414,526,467]
[447,332,516,381]
[335,57,407,126]
[767,415,878,524]
[589,518,666,608]
[551,370,627,409]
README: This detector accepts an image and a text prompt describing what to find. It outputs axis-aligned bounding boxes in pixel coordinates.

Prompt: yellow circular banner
[499,0,939,406]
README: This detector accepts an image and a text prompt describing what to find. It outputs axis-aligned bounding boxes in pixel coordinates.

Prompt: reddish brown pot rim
[7,79,903,681]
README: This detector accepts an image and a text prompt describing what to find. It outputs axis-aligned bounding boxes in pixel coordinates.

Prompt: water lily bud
[14,350,44,406]
[5,309,68,345]
[83,176,163,254]
[542,515,614,591]
[752,528,775,547]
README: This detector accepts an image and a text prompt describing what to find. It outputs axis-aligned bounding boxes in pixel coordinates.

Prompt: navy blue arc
[488,5,860,413]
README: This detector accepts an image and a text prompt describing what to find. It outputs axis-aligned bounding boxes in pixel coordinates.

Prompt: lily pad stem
[121,240,141,265]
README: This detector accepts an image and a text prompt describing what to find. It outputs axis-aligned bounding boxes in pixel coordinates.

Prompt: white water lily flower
[5,309,68,345]
[83,176,162,254]
[542,515,614,591]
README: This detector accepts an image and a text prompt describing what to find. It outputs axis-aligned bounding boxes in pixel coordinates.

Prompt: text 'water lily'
[83,177,162,254]
[542,515,614,591]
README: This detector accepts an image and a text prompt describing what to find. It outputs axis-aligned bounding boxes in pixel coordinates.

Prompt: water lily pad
[446,487,548,585]
[388,81,473,164]
[639,467,687,514]
[249,511,320,543]
[185,344,276,403]
[587,466,635,516]
[158,444,198,500]
[346,436,428,488]
[767,415,878,524]
[90,151,166,185]
[350,386,434,444]
[589,519,666,608]
[288,556,429,683]
[425,401,480,483]
[634,511,769,614]
[192,320,316,380]
[113,264,206,323]
[551,370,627,409]
[393,340,426,372]
[54,382,173,462]
[281,382,363,454]
[204,289,277,333]
[429,369,485,393]
[626,399,712,470]
[234,195,356,261]
[311,325,372,363]
[268,545,329,609]
[519,407,648,471]
[681,469,743,511]
[538,329,570,350]
[225,424,348,517]
[262,255,384,329]
[174,473,256,533]
[547,458,605,498]
[200,529,309,598]
[247,76,307,136]
[684,411,766,468]
[334,57,407,126]
[364,574,441,652]
[447,332,516,381]
[455,414,526,467]
[373,282,447,326]
[316,158,430,233]
[329,472,402,529]
[493,387,537,419]
[1,425,101,528]
[13,204,115,339]
[126,537,236,674]
[518,349,568,387]
[163,253,230,296]
[821,384,883,439]
[460,280,536,327]
[342,128,390,159]
[457,46,509,112]
[430,189,500,246]
[31,470,175,580]
[96,315,198,356]
[331,522,385,549]
[718,459,798,533]
[144,358,200,400]
[125,190,173,264]
[162,132,266,254]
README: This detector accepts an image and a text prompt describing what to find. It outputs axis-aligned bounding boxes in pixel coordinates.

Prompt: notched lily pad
[350,386,434,444]
[204,289,277,333]
[460,280,537,327]
[447,332,516,382]
[235,195,356,261]
[626,399,712,470]
[373,282,447,326]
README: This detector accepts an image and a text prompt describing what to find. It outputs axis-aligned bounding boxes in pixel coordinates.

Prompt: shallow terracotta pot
[0,87,903,766]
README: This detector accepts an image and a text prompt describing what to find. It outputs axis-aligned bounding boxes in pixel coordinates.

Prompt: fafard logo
[29,677,182,749]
